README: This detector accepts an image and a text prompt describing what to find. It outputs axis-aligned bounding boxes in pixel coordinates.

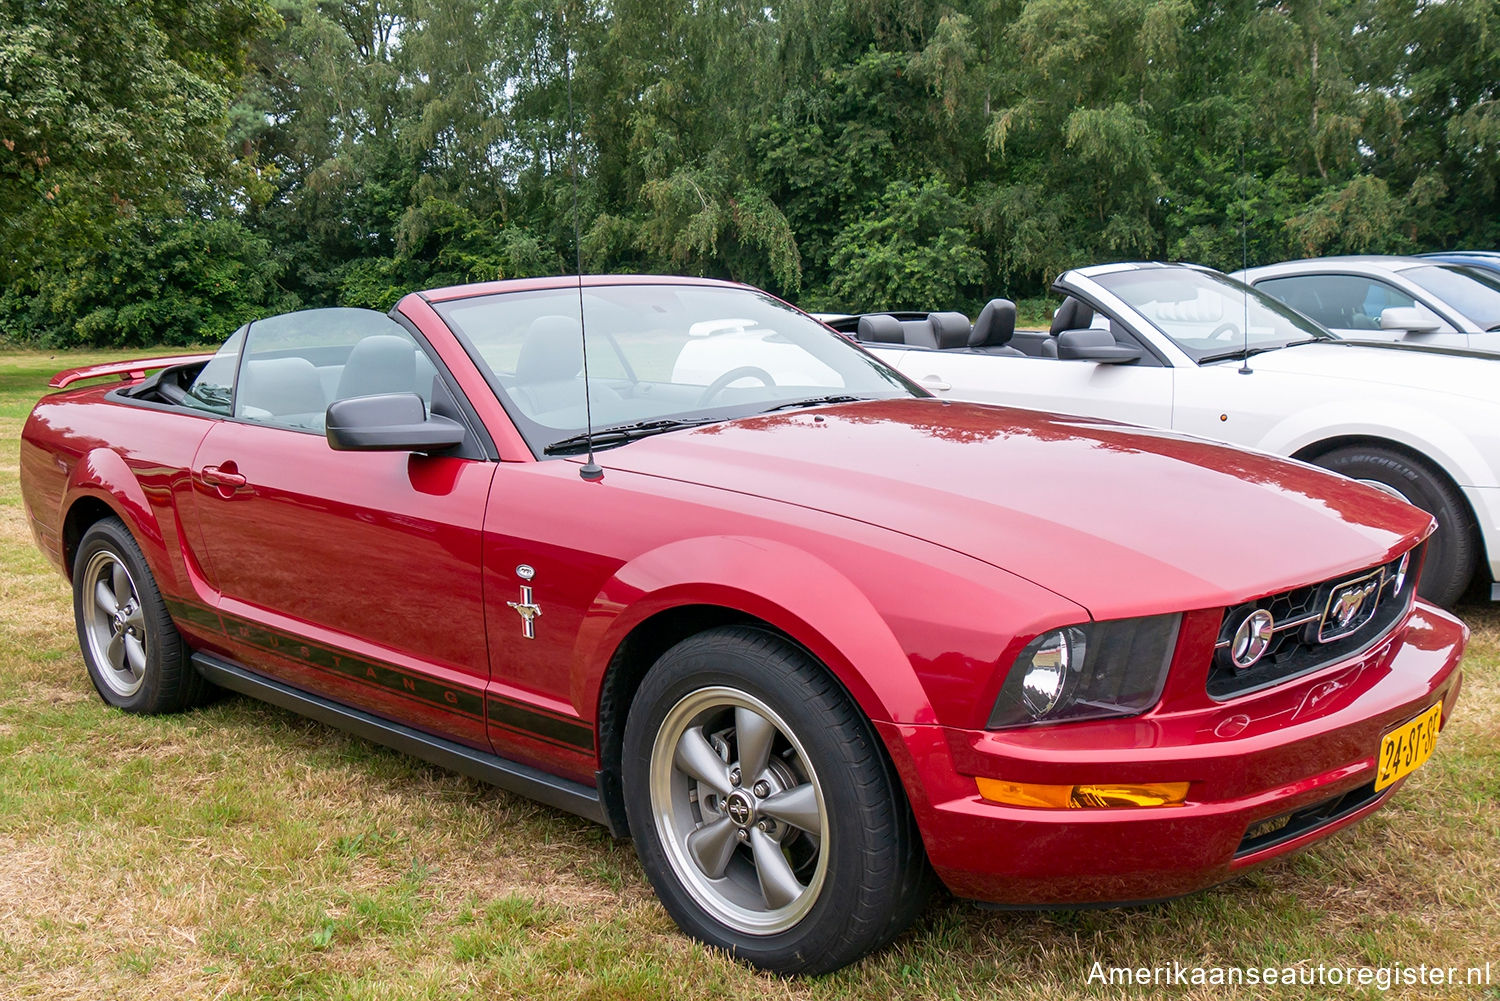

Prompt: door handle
[920,375,952,392]
[201,465,248,489]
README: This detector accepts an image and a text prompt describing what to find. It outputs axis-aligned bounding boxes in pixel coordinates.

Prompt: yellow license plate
[1375,703,1442,791]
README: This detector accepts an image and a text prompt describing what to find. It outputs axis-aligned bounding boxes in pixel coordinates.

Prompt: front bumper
[883,603,1466,906]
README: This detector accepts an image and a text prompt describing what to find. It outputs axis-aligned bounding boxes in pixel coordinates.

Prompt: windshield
[435,283,918,455]
[1092,268,1333,362]
[1401,265,1500,331]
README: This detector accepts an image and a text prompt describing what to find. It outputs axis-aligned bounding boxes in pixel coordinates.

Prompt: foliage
[0,0,275,287]
[0,216,292,346]
[5,0,1500,345]
[824,178,986,311]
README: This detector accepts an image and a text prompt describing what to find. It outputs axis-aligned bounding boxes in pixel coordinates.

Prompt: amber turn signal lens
[975,777,1190,809]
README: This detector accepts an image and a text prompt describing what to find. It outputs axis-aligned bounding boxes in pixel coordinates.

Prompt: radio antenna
[1237,43,1252,375]
[563,11,603,482]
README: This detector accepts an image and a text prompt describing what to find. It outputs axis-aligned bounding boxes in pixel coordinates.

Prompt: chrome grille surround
[1208,544,1422,700]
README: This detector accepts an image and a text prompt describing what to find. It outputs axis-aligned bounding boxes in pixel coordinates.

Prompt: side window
[1257,275,1415,331]
[183,325,246,415]
[235,308,434,432]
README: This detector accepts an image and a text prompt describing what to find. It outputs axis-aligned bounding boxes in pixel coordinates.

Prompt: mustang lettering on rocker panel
[160,597,594,753]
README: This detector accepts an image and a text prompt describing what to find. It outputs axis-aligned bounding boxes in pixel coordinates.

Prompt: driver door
[189,309,497,749]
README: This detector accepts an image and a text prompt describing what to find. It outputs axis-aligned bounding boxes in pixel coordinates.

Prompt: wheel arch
[61,494,124,580]
[578,537,937,840]
[1262,404,1495,490]
[59,444,169,584]
[594,605,811,836]
[1291,433,1489,590]
[1290,434,1481,532]
[1292,433,1465,479]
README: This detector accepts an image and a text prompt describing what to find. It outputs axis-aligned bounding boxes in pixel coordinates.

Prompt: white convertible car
[814,263,1500,607]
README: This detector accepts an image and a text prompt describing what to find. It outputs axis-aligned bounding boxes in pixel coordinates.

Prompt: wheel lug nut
[736,829,748,842]
[752,781,770,797]
[757,821,768,832]
[729,768,741,786]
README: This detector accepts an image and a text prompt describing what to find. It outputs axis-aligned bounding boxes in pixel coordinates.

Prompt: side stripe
[486,696,595,752]
[217,611,486,719]
[163,597,222,633]
[164,598,597,752]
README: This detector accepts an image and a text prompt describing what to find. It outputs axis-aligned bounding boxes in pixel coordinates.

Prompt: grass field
[1,348,1497,1000]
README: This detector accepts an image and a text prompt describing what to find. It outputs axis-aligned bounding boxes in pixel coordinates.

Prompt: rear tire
[1312,446,1478,607]
[72,517,210,713]
[622,626,930,974]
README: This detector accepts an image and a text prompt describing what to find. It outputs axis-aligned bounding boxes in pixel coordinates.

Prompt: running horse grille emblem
[507,586,542,639]
[1317,571,1383,643]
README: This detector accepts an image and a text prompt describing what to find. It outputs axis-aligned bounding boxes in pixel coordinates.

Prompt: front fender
[1257,401,1499,490]
[574,535,930,727]
[572,531,1086,835]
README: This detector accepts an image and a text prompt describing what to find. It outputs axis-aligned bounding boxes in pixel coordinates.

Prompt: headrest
[1050,297,1095,335]
[1154,296,1225,324]
[969,299,1017,348]
[855,314,904,343]
[240,357,326,417]
[516,315,584,383]
[927,311,972,349]
[337,334,416,400]
[901,318,938,347]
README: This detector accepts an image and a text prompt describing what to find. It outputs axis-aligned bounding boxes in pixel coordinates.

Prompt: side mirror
[1055,328,1143,364]
[1379,306,1442,334]
[325,393,465,453]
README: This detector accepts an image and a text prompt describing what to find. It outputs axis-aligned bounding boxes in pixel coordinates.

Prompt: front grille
[1235,781,1381,857]
[1207,544,1421,700]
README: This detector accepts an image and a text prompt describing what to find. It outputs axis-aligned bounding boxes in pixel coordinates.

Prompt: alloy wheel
[648,685,829,935]
[80,550,148,698]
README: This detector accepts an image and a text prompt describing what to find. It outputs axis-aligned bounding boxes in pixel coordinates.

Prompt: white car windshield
[1402,265,1500,331]
[435,283,918,454]
[1092,268,1334,362]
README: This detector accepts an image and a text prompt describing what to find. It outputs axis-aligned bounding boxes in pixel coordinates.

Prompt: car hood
[1242,341,1500,399]
[596,399,1431,618]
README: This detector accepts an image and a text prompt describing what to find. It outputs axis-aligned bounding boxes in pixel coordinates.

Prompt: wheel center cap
[725,791,754,827]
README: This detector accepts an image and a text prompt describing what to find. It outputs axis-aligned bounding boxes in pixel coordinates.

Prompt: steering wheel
[697,366,776,405]
[1207,321,1241,342]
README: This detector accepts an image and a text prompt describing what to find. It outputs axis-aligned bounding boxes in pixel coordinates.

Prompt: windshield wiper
[1198,338,1324,364]
[759,394,865,413]
[543,417,720,455]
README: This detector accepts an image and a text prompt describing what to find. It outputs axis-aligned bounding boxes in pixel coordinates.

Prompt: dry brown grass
[2,348,1498,1000]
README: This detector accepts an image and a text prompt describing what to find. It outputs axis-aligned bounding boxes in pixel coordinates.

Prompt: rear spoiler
[48,353,216,390]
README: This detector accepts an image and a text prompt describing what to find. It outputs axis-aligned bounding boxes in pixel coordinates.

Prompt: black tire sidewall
[622,628,908,974]
[1315,447,1477,606]
[72,518,184,713]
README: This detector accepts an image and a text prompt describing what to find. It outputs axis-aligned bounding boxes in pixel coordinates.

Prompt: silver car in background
[1235,256,1500,353]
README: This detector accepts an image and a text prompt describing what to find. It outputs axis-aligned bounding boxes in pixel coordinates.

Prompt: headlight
[988,614,1181,729]
[1020,627,1084,716]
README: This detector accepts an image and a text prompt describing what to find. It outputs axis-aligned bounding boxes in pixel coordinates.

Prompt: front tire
[1312,445,1478,607]
[73,517,208,713]
[622,626,930,974]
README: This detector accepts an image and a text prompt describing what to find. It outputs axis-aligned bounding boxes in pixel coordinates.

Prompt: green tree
[0,0,273,283]
[825,178,986,311]
[0,215,291,346]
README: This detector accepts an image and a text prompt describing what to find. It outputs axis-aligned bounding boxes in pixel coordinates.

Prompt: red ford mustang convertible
[20,276,1465,973]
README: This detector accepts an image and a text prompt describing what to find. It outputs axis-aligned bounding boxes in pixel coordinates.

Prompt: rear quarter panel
[22,387,218,596]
